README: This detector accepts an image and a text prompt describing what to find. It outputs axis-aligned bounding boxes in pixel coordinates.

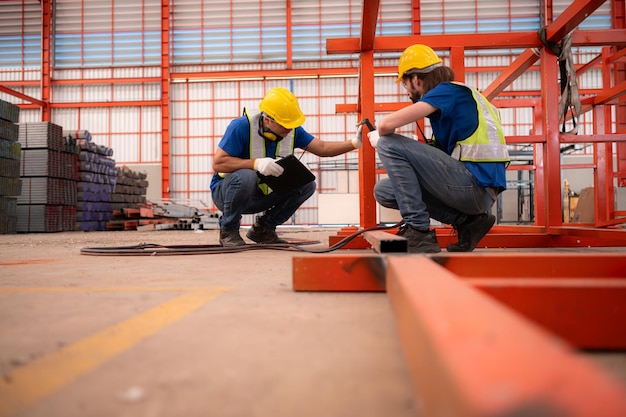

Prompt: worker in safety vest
[367,44,510,253]
[211,87,361,247]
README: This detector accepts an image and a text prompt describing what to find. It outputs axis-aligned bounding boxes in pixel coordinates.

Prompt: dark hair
[414,66,455,94]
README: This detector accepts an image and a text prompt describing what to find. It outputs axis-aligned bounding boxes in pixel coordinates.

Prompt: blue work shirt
[210,114,315,192]
[421,82,508,191]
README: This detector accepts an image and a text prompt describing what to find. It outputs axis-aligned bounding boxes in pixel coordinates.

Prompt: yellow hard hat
[259,88,306,129]
[396,44,443,82]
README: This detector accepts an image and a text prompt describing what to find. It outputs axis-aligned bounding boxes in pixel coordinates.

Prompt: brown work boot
[447,213,495,252]
[403,225,441,253]
[246,218,287,244]
[219,230,246,247]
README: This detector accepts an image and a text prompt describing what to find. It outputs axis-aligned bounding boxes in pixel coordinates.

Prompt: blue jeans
[212,169,316,231]
[374,134,495,229]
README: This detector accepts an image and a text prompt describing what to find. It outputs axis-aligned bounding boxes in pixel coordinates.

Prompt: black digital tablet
[257,154,316,194]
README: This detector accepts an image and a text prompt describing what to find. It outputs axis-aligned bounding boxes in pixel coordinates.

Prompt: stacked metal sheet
[0,99,21,234]
[65,130,116,231]
[16,122,78,232]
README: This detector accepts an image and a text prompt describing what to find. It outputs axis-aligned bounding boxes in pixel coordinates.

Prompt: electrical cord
[79,221,404,256]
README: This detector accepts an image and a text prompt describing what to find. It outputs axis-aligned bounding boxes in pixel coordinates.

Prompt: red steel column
[358,50,377,228]
[41,0,52,121]
[540,47,563,229]
[161,0,171,199]
[612,0,626,185]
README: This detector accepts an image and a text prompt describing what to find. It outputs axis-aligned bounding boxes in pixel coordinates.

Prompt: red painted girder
[485,0,610,100]
[292,254,385,292]
[545,0,607,43]
[0,85,45,107]
[561,133,626,143]
[386,256,626,417]
[326,30,626,55]
[50,101,160,108]
[468,278,626,349]
[429,253,626,277]
[173,67,358,81]
[591,79,626,105]
[483,49,539,100]
[433,253,626,349]
[360,0,380,51]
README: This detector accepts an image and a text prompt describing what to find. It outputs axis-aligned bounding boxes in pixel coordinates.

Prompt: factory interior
[1,0,626,416]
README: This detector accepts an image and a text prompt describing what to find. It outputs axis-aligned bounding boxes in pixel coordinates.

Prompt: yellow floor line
[0,286,225,293]
[0,286,231,417]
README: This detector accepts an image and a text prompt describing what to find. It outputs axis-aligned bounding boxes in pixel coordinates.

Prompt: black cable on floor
[79,222,402,256]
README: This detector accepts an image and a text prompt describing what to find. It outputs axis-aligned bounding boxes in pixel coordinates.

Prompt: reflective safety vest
[244,107,296,194]
[448,82,510,166]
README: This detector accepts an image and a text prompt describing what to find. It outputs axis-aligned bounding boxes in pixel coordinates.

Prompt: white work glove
[368,130,380,149]
[254,157,284,177]
[351,125,363,149]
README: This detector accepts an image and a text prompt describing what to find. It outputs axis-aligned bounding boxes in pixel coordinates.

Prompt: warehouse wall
[0,0,615,226]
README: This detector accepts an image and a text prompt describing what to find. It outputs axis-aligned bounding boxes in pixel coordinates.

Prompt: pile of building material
[65,130,116,231]
[0,99,21,234]
[16,122,78,232]
[106,166,149,230]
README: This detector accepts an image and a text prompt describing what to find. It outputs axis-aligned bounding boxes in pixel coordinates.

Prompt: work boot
[219,230,246,247]
[447,213,496,252]
[246,218,288,244]
[403,225,441,253]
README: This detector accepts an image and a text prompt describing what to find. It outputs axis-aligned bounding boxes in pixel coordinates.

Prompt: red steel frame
[293,253,626,416]
[327,0,626,248]
[303,0,626,414]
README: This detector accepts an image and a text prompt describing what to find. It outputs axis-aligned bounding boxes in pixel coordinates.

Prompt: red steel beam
[0,85,45,107]
[385,256,626,417]
[360,0,380,51]
[484,0,607,100]
[292,254,385,292]
[473,277,626,349]
[293,253,626,348]
[545,0,607,42]
[483,49,539,100]
[326,30,626,55]
[50,101,161,108]
[430,253,626,349]
[328,227,626,249]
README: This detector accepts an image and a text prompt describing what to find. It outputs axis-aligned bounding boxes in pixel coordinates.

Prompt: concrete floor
[0,228,419,417]
[1,228,625,417]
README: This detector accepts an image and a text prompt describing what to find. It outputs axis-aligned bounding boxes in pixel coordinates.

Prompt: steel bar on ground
[292,254,386,292]
[363,230,407,253]
[429,252,626,349]
[385,256,626,417]
[328,227,626,249]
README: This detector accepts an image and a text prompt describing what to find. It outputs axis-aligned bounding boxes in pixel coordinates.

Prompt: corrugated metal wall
[0,0,613,225]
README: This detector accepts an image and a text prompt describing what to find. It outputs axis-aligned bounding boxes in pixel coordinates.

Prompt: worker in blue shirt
[211,87,361,247]
[367,44,510,253]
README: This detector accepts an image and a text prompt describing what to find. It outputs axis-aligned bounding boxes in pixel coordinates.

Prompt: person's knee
[300,180,316,199]
[231,169,259,190]
[373,179,396,208]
